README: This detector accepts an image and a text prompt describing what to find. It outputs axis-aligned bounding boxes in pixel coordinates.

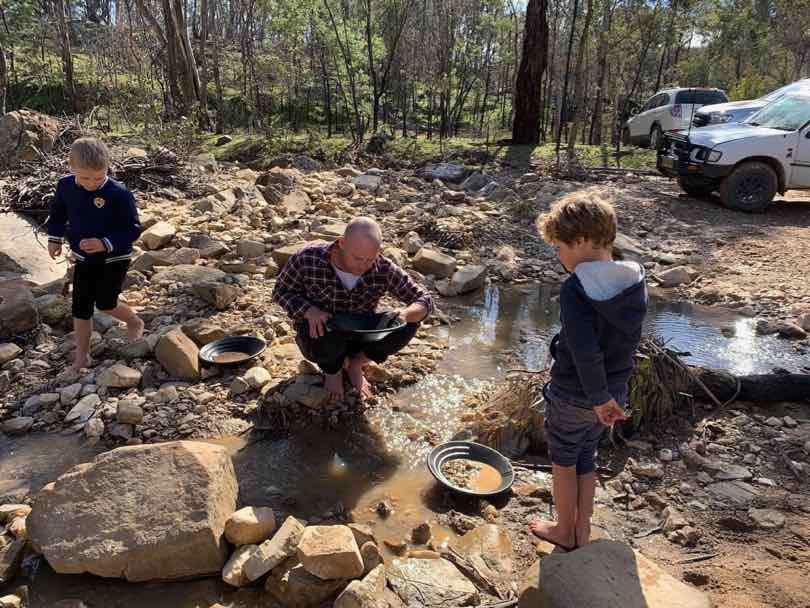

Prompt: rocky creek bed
[0,133,808,607]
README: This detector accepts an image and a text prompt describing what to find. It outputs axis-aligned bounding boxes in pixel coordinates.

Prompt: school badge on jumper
[94,197,105,208]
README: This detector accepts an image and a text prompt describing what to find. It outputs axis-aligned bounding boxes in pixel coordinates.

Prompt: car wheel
[678,178,715,199]
[622,128,631,147]
[719,161,777,213]
[649,124,663,150]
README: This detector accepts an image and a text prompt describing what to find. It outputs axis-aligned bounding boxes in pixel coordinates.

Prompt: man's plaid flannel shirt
[272,241,434,323]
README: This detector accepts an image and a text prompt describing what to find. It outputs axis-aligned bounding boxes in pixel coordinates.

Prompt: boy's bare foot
[69,354,93,375]
[529,518,576,551]
[127,317,145,342]
[324,372,345,401]
[575,520,591,548]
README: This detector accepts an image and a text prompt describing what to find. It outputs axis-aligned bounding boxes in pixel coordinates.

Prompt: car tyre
[719,161,777,213]
[678,178,715,199]
[649,124,663,150]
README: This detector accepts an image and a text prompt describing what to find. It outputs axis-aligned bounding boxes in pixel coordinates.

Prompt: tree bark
[0,42,6,116]
[511,0,549,144]
[54,0,79,113]
[566,0,593,162]
[692,369,810,403]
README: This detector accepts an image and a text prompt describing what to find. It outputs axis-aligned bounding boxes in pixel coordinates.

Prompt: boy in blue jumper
[530,192,647,550]
[46,137,144,373]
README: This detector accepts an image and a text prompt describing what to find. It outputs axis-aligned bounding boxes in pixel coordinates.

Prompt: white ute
[657,90,810,212]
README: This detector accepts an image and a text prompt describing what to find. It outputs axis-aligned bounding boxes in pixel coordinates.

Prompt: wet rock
[243,516,306,582]
[225,507,277,546]
[657,266,698,288]
[265,557,346,608]
[229,377,250,397]
[284,382,331,409]
[28,441,238,581]
[412,249,456,279]
[0,343,21,365]
[748,508,785,530]
[364,362,393,384]
[97,364,142,389]
[334,564,386,608]
[84,418,104,438]
[388,558,478,607]
[451,523,514,595]
[411,522,431,545]
[538,540,710,608]
[437,265,486,297]
[297,525,364,580]
[1,417,33,435]
[140,221,176,250]
[417,163,468,183]
[383,538,408,556]
[0,280,39,339]
[360,541,382,574]
[776,321,807,340]
[706,481,759,507]
[155,328,200,381]
[222,544,257,587]
[193,281,240,310]
[64,394,101,423]
[244,366,272,390]
[116,401,144,425]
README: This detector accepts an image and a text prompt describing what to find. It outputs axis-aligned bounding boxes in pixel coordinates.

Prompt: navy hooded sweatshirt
[45,175,142,264]
[549,260,648,408]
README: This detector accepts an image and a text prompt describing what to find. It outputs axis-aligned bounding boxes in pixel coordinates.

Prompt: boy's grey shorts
[543,392,604,475]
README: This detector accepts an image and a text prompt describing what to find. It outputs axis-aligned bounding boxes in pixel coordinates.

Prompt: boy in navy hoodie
[530,192,647,550]
[46,137,144,373]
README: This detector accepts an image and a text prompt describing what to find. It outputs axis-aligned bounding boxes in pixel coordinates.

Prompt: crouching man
[272,217,433,400]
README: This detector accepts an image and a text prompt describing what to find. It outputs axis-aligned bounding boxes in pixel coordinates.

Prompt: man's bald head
[337,217,382,275]
[344,216,382,246]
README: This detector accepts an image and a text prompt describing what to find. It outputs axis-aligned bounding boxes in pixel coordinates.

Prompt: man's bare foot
[346,361,373,399]
[528,518,576,551]
[127,317,145,342]
[324,372,345,401]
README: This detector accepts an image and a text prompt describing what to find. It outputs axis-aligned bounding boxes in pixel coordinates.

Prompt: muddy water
[1,285,806,606]
[0,213,65,284]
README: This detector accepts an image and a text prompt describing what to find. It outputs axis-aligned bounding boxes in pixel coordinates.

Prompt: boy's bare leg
[324,371,345,400]
[99,303,144,341]
[70,317,93,372]
[575,472,596,547]
[529,464,577,549]
[346,352,373,399]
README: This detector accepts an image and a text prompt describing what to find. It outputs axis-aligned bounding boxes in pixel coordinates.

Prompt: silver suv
[692,78,810,127]
[623,87,728,149]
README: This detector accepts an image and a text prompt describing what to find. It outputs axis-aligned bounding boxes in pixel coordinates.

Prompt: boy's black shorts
[72,260,130,320]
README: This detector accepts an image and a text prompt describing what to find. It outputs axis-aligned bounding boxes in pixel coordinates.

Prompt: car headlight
[690,148,723,163]
[708,112,732,124]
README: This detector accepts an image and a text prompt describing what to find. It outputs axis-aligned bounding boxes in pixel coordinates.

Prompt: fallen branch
[677,553,718,565]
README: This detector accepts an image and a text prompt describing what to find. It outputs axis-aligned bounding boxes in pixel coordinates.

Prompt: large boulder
[0,280,39,339]
[140,222,176,250]
[28,441,238,582]
[296,525,364,580]
[0,110,59,167]
[155,328,201,381]
[387,558,478,607]
[451,524,513,597]
[416,163,468,183]
[412,249,457,279]
[517,560,540,608]
[538,540,711,608]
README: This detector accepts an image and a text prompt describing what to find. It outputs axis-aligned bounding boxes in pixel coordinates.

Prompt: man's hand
[79,238,107,254]
[393,303,428,324]
[304,306,332,339]
[593,399,628,427]
[48,242,62,259]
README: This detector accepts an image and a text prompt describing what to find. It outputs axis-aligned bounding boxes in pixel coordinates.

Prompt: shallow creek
[0,285,805,606]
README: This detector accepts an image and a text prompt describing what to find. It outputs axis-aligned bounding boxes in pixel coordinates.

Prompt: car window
[674,90,728,105]
[656,93,671,108]
[761,80,810,102]
[745,94,810,131]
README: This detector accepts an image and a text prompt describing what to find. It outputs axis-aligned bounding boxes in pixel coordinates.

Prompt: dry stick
[677,553,719,565]
[646,341,729,409]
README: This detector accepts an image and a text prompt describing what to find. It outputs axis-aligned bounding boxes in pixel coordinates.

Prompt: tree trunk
[693,369,810,403]
[566,0,593,162]
[0,42,6,115]
[198,0,210,130]
[555,0,580,160]
[589,0,612,145]
[512,0,549,144]
[54,0,79,113]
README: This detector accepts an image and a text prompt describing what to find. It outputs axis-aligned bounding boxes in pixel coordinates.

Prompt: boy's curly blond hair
[537,191,617,248]
[69,137,111,171]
